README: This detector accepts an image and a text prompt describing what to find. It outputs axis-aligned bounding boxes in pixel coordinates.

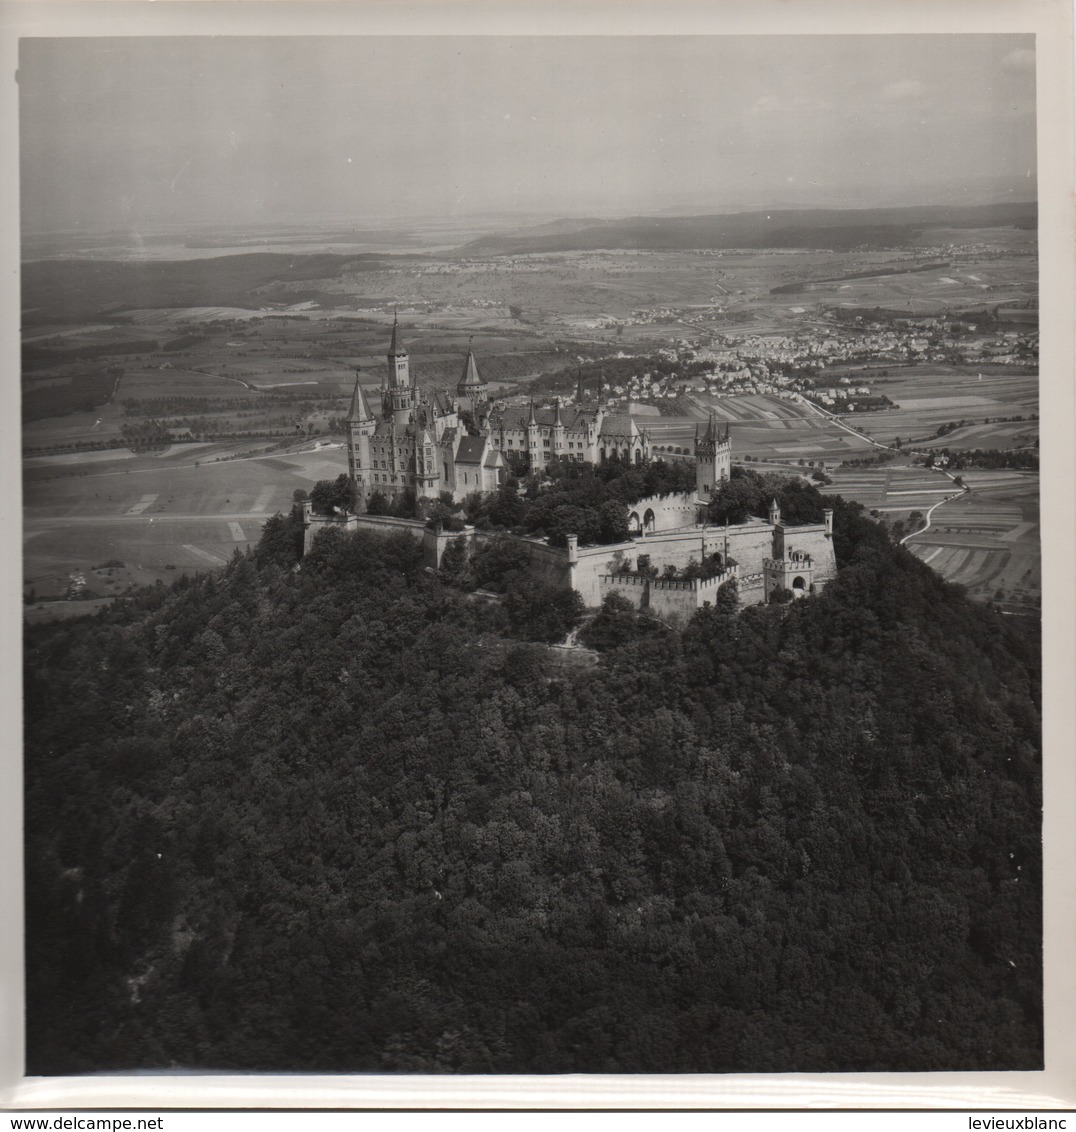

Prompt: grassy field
[23,442,348,598]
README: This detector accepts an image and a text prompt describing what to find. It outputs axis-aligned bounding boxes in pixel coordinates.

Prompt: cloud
[882,79,927,101]
[1001,48,1035,74]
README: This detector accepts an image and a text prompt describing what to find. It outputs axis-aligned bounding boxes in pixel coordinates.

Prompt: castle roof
[459,347,484,389]
[431,389,456,415]
[345,375,375,423]
[455,435,487,465]
[488,406,600,432]
[598,414,641,438]
[439,425,459,448]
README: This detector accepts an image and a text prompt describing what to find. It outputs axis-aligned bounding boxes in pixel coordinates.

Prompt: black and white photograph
[8,0,1075,1111]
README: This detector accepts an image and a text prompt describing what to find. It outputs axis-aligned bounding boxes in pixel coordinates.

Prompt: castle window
[544,439,550,448]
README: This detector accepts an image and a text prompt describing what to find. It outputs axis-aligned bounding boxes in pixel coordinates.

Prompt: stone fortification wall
[516,536,573,590]
[302,504,427,556]
[568,539,634,607]
[303,504,831,609]
[780,524,837,586]
[629,522,774,573]
[626,491,699,534]
[599,569,745,621]
[422,525,572,590]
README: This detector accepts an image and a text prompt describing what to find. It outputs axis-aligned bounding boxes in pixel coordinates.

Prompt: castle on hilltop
[304,319,837,615]
[344,316,654,509]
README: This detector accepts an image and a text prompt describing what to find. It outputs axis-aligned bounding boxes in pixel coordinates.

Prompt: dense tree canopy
[427,455,698,548]
[24,493,1041,1074]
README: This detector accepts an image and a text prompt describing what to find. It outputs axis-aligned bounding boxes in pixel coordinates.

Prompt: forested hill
[458,201,1037,255]
[24,494,1041,1074]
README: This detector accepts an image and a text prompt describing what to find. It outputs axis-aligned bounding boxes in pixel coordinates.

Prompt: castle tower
[345,369,377,506]
[764,550,814,601]
[526,400,542,467]
[457,338,487,413]
[575,367,586,404]
[769,497,781,526]
[695,414,731,495]
[551,397,567,456]
[414,424,439,500]
[384,311,417,426]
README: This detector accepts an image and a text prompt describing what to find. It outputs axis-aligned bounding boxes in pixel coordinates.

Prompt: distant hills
[458,202,1038,256]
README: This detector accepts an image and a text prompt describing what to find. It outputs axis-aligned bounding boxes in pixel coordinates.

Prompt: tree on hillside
[503,576,585,642]
[309,474,357,516]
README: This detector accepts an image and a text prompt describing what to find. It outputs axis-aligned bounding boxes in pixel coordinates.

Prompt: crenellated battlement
[601,568,737,593]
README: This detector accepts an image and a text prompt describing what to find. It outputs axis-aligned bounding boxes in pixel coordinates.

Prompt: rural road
[899,471,967,546]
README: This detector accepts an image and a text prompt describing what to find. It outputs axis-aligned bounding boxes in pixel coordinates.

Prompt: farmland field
[645,394,877,461]
[23,443,348,599]
[21,226,1039,615]
[825,463,962,512]
[837,366,1038,448]
[902,469,1039,612]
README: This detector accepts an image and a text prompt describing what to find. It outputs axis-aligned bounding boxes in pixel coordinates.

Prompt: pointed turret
[388,308,406,358]
[459,339,482,389]
[576,367,586,404]
[456,337,488,413]
[345,370,375,423]
[527,400,538,426]
[769,497,781,526]
[553,397,564,427]
[702,412,717,445]
[695,410,730,496]
[345,369,377,507]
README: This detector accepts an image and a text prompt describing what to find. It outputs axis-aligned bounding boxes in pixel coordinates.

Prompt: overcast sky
[19,35,1037,233]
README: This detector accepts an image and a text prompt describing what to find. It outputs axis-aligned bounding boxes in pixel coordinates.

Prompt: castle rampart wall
[599,568,746,621]
[626,491,699,533]
[303,505,831,608]
[780,525,837,585]
[303,505,427,556]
